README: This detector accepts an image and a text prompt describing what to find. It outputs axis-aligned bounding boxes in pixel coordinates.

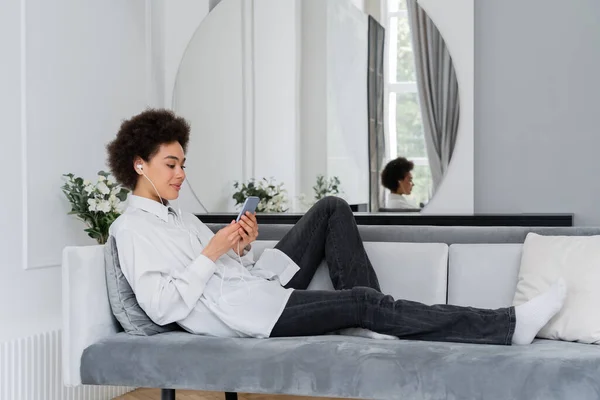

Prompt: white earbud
[137,163,164,205]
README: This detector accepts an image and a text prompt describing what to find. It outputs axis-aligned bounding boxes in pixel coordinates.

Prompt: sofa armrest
[62,245,121,387]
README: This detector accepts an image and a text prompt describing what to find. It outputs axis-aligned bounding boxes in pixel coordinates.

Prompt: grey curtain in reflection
[208,0,222,12]
[368,16,385,212]
[406,0,460,193]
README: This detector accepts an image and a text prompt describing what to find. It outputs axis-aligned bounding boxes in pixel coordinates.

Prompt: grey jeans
[270,196,516,345]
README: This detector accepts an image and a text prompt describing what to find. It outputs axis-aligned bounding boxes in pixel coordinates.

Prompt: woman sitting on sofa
[105,108,566,345]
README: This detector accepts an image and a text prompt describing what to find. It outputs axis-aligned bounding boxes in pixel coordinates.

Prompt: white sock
[337,327,399,340]
[512,278,567,345]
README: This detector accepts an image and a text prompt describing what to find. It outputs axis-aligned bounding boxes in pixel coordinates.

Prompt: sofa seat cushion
[81,332,600,400]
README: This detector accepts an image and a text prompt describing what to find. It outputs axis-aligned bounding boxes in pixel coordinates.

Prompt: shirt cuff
[174,254,216,309]
[227,244,255,267]
[277,263,300,286]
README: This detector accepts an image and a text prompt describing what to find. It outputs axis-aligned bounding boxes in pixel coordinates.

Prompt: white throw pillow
[513,232,600,344]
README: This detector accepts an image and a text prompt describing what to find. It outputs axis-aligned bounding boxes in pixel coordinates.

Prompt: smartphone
[236,196,260,222]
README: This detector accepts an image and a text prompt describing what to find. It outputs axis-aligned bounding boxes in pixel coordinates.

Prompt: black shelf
[195,213,573,227]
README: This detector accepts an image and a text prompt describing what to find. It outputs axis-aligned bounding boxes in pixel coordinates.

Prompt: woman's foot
[512,278,567,345]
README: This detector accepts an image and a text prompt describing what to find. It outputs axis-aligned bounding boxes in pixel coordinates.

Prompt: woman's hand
[235,212,259,254]
[202,221,242,262]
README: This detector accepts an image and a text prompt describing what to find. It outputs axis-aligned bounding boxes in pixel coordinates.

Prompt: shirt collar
[127,194,177,222]
[389,192,406,200]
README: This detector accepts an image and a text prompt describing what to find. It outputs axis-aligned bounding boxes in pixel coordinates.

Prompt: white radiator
[0,329,134,400]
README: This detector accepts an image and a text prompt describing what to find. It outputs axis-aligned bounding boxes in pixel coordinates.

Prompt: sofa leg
[225,392,238,400]
[161,388,176,400]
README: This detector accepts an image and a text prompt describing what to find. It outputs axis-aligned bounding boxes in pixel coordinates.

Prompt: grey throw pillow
[104,235,180,336]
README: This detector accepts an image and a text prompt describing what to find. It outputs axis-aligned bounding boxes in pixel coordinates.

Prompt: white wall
[0,0,63,342]
[475,0,600,226]
[0,0,150,342]
[150,0,166,107]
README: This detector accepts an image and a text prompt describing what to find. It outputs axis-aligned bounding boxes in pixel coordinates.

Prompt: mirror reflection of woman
[381,157,418,210]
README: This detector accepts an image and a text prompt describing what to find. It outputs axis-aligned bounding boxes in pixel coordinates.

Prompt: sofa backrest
[448,244,523,309]
[252,241,448,305]
[220,224,600,244]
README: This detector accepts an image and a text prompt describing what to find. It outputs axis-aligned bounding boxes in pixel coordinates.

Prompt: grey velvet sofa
[62,224,600,400]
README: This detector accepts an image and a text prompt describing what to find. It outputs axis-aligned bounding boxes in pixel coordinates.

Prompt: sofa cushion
[513,233,600,344]
[362,242,447,305]
[104,236,180,336]
[81,332,600,400]
[448,244,522,308]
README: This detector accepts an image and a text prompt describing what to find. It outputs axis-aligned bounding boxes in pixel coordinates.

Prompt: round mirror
[172,0,465,214]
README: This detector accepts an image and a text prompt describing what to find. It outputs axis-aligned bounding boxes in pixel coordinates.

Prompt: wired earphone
[136,163,250,306]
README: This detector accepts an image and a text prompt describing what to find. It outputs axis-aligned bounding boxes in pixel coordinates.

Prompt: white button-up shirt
[386,193,417,209]
[108,195,299,338]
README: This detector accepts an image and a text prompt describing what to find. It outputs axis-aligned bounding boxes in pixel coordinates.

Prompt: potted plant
[297,174,343,210]
[61,170,130,244]
[313,174,341,200]
[232,177,288,213]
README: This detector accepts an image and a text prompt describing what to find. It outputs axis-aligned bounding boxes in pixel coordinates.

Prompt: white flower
[88,198,98,212]
[96,181,110,195]
[84,184,94,194]
[97,200,111,213]
[97,175,106,182]
[110,186,121,196]
[109,195,122,212]
[83,180,91,186]
[107,176,116,185]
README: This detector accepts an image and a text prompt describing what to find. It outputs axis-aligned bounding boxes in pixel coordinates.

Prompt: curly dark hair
[380,157,414,192]
[106,108,190,189]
